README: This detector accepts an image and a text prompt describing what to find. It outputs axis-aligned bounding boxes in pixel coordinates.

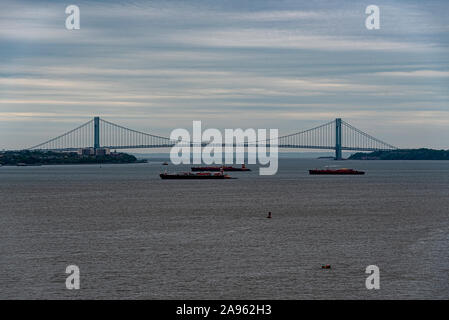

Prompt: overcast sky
[1,0,448,150]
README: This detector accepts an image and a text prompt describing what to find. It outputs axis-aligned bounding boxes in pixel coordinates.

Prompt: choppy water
[0,159,448,299]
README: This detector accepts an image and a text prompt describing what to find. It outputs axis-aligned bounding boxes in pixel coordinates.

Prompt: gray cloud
[0,0,448,149]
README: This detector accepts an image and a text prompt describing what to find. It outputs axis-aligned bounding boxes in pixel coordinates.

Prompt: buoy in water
[267,212,272,219]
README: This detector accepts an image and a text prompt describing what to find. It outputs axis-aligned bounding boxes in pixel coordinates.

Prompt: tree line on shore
[349,148,449,160]
[0,150,139,165]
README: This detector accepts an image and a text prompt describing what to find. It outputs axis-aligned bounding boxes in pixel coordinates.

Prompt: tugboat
[160,171,235,179]
[309,167,365,175]
[191,164,251,172]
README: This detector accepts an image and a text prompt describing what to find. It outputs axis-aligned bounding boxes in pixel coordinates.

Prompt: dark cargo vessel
[160,172,234,179]
[309,168,365,175]
[191,164,251,172]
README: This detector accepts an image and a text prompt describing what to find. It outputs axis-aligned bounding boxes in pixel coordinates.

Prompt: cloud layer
[1,0,448,149]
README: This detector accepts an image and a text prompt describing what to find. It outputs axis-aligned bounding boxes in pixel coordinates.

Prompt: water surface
[0,159,448,299]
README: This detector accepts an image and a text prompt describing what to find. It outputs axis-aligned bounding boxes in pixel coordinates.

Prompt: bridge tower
[335,118,342,160]
[94,116,100,149]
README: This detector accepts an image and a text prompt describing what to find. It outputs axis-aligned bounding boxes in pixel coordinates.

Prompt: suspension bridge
[27,117,397,160]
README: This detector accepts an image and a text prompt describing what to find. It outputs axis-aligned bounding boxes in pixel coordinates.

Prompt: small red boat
[309,168,365,175]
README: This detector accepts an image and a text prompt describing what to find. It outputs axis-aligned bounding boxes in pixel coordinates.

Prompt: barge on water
[309,168,365,175]
[160,172,235,179]
[191,164,251,172]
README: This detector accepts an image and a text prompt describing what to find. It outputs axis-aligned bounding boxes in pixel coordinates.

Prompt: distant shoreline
[0,160,148,167]
[0,150,145,166]
[349,148,449,160]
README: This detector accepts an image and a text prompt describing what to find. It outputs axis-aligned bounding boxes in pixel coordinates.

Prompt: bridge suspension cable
[28,119,94,150]
[276,120,336,149]
[340,120,396,151]
[99,118,174,149]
